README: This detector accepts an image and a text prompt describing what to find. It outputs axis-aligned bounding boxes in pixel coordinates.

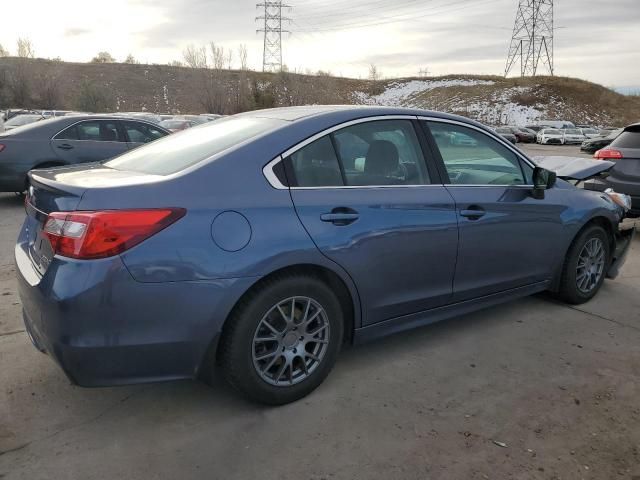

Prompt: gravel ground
[1,144,639,480]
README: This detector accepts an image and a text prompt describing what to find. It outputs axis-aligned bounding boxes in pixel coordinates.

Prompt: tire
[218,273,344,405]
[557,225,610,304]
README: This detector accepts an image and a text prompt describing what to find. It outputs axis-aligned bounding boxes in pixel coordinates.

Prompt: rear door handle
[57,143,74,150]
[460,207,486,219]
[320,208,359,225]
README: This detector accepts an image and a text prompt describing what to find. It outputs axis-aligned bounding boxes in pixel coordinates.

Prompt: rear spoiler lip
[28,169,87,197]
[532,156,615,181]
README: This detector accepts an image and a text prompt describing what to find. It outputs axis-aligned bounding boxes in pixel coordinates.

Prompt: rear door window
[56,120,124,142]
[288,136,344,187]
[286,119,431,187]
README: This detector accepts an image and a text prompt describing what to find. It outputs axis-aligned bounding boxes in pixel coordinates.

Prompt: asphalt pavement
[1,144,639,480]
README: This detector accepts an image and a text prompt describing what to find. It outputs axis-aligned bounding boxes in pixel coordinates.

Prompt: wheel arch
[197,262,361,379]
[229,263,358,344]
[548,215,616,292]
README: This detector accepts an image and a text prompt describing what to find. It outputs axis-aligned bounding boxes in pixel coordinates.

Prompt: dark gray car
[586,123,640,216]
[0,115,169,192]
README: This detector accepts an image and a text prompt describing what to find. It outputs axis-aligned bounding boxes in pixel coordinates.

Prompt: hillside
[0,57,637,126]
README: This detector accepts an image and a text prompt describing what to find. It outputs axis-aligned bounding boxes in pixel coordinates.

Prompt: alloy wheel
[252,296,330,387]
[576,238,605,294]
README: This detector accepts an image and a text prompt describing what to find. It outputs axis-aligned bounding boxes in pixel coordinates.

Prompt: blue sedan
[16,106,634,404]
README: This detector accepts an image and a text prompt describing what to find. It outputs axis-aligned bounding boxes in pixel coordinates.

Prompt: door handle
[57,143,74,150]
[460,207,486,219]
[320,208,359,225]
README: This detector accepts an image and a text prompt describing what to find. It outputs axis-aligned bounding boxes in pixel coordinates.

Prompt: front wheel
[558,225,610,304]
[218,273,344,405]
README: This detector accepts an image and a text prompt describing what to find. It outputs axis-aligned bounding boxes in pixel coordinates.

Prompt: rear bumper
[15,237,256,387]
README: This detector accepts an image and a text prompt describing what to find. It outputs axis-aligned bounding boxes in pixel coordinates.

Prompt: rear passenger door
[422,119,566,302]
[122,120,168,150]
[283,117,459,326]
[51,120,128,164]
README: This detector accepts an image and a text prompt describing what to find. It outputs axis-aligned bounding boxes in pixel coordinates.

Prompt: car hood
[533,156,615,180]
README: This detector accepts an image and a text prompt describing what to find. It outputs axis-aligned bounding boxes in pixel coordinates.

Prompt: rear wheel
[219,273,344,405]
[558,225,610,304]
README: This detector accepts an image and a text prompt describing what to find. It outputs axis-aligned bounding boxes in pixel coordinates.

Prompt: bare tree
[182,44,207,69]
[0,43,8,57]
[226,49,233,70]
[124,54,140,64]
[8,63,32,107]
[238,44,248,71]
[32,64,63,109]
[209,42,225,71]
[91,51,115,63]
[168,60,184,67]
[368,63,381,81]
[17,38,35,58]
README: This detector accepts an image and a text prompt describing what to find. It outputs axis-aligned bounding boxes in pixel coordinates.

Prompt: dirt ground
[1,144,639,480]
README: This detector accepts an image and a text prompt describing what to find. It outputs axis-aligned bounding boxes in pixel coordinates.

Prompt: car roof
[234,105,490,130]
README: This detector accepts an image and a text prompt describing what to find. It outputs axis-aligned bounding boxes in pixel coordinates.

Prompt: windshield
[6,115,42,126]
[543,129,559,134]
[105,116,285,175]
[564,129,581,135]
[582,129,598,134]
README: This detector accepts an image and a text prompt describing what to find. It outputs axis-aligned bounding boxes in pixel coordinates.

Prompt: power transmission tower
[256,1,291,72]
[504,0,554,77]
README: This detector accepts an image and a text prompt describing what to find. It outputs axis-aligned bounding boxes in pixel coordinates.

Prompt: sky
[0,0,638,87]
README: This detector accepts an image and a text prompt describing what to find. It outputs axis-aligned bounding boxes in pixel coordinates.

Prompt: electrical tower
[256,1,291,72]
[504,0,554,77]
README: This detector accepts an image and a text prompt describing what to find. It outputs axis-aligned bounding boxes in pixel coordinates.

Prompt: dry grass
[0,58,637,125]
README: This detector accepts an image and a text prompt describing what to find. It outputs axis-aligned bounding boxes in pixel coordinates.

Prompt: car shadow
[0,193,25,208]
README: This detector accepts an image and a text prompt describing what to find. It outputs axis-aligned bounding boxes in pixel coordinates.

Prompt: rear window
[611,129,640,149]
[105,116,284,175]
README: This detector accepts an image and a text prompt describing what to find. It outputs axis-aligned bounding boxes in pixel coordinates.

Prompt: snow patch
[355,79,495,107]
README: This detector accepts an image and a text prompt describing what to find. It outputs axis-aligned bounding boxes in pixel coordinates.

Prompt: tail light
[594,148,623,160]
[42,208,186,259]
[0,144,5,153]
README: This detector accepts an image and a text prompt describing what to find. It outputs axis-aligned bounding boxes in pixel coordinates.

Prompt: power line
[256,1,291,72]
[504,0,554,77]
[292,0,500,33]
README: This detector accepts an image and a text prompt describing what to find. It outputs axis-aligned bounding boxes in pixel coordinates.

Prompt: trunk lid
[24,163,163,276]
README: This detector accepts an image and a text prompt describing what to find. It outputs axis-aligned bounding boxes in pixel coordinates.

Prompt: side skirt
[353,281,550,344]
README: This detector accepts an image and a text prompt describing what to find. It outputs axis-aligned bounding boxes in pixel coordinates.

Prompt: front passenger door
[51,120,128,165]
[423,120,566,302]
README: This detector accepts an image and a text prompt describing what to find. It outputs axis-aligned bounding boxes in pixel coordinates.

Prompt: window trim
[418,116,536,188]
[263,115,438,190]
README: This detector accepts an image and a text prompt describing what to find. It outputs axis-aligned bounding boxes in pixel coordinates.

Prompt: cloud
[64,28,90,37]
[1,0,638,85]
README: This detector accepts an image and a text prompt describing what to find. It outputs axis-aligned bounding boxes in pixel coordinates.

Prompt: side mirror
[532,167,557,199]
